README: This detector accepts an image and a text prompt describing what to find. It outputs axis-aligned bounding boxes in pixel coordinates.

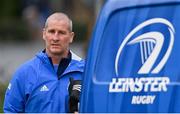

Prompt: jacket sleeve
[3,68,26,113]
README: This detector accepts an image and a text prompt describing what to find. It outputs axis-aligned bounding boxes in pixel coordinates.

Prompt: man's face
[43,19,74,56]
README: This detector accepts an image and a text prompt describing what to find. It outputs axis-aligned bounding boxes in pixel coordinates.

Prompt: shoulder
[70,51,85,72]
[12,56,40,80]
[17,56,39,71]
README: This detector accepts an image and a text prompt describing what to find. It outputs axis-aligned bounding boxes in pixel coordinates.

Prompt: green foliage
[0,0,30,42]
[0,19,29,41]
[0,0,21,19]
[73,21,88,42]
[0,83,7,113]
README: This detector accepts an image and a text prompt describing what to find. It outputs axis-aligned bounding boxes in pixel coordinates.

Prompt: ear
[70,32,74,43]
[42,28,46,40]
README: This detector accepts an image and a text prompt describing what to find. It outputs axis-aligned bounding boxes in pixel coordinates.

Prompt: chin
[49,49,61,55]
[52,51,62,55]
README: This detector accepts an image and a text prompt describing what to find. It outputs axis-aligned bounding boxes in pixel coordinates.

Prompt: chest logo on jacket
[40,85,49,92]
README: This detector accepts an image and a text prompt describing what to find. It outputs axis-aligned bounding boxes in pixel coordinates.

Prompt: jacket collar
[36,50,84,76]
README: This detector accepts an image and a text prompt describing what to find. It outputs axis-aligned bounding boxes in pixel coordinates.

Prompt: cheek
[59,36,69,43]
[63,39,71,46]
[44,36,52,43]
[64,36,73,43]
[44,38,51,47]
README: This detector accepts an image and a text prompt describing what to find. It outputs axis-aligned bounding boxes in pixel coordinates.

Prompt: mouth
[51,44,60,48]
[51,43,60,46]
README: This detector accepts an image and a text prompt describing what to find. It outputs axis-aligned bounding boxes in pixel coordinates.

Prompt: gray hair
[44,12,73,32]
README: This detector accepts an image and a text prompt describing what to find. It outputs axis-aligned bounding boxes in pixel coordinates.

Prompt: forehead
[46,19,69,30]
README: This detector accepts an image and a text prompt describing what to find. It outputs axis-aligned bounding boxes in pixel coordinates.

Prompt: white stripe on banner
[140,42,145,64]
[147,41,151,56]
[143,41,148,60]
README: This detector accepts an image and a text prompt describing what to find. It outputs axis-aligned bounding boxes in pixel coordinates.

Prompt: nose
[52,32,59,41]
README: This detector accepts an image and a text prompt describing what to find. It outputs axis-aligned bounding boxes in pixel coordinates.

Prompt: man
[3,12,84,113]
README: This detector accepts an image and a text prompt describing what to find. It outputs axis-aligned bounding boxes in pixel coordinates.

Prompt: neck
[51,56,61,65]
[46,50,69,64]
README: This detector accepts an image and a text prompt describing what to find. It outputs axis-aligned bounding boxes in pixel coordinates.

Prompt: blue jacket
[3,51,84,113]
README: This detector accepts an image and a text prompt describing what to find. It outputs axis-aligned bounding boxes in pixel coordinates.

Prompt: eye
[59,31,66,35]
[48,29,55,34]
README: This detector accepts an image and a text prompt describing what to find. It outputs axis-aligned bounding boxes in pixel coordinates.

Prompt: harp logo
[115,18,175,75]
[109,18,174,104]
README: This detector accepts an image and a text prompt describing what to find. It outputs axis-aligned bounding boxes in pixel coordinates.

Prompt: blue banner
[80,0,180,113]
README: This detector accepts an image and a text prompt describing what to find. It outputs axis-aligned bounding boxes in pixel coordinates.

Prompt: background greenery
[0,0,89,112]
[0,0,105,112]
[0,84,6,112]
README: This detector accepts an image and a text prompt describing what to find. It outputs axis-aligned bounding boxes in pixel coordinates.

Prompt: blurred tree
[0,0,29,41]
[0,0,21,19]
[0,84,6,112]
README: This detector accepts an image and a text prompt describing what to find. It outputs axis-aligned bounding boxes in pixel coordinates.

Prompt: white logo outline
[115,18,175,75]
[40,85,49,92]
